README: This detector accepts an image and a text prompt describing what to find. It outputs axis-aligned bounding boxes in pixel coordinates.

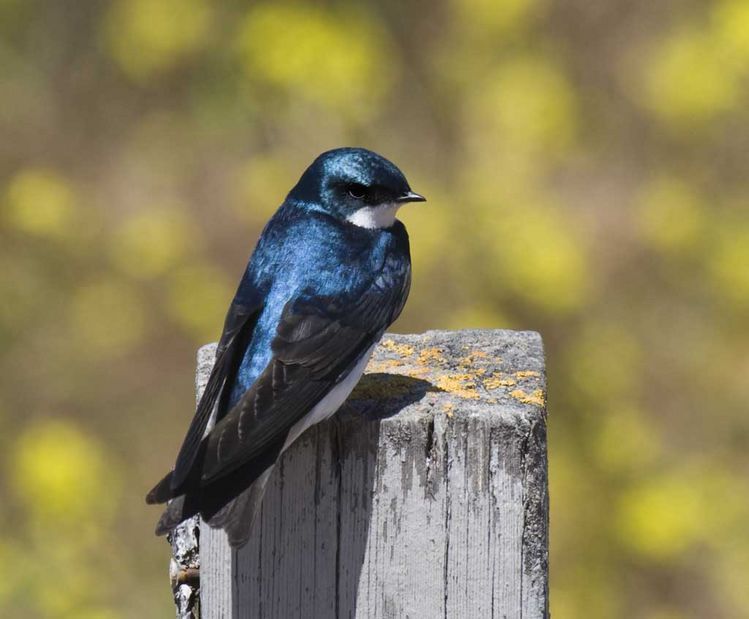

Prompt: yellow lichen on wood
[510,388,546,407]
[483,374,517,390]
[366,357,406,373]
[460,347,489,357]
[380,339,415,357]
[417,347,444,365]
[435,373,481,400]
[515,370,540,378]
[368,339,512,401]
[457,350,490,367]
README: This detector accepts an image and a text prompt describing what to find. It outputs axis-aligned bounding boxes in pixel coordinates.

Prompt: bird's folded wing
[199,283,400,484]
[170,300,262,491]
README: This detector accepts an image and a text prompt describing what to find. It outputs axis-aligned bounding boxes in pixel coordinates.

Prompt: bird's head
[287,147,425,229]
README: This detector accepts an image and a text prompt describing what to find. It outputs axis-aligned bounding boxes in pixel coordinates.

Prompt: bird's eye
[347,183,367,199]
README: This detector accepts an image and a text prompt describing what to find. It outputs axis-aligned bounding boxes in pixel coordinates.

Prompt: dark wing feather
[199,282,403,485]
[170,300,261,491]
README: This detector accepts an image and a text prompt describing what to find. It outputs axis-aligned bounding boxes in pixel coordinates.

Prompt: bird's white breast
[281,343,377,452]
[346,204,401,229]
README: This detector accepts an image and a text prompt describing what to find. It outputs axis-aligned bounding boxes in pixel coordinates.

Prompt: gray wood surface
[197,329,548,618]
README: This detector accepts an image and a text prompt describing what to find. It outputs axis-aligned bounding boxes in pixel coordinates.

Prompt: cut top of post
[346,328,545,421]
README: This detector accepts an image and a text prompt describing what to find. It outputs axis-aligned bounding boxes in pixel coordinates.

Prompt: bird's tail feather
[206,466,274,548]
[154,495,200,536]
[146,471,174,505]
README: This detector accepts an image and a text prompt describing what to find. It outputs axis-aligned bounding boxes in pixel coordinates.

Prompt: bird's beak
[396,190,427,203]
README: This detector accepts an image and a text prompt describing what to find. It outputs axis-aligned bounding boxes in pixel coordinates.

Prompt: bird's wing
[199,274,407,484]
[170,299,262,491]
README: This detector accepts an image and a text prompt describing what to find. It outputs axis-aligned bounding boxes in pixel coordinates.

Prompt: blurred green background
[1,0,748,617]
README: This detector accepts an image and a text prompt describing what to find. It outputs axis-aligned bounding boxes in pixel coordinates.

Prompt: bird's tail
[205,466,274,548]
[154,495,200,536]
[146,471,175,505]
[155,466,274,547]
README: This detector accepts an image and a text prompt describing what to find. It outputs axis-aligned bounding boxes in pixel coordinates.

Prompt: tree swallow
[147,147,425,547]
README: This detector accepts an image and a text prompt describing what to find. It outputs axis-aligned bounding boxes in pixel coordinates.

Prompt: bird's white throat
[346,203,401,229]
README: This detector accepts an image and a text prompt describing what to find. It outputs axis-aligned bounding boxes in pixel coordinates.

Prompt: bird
[146,147,425,548]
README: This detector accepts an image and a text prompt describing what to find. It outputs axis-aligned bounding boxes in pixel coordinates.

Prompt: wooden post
[174,329,548,618]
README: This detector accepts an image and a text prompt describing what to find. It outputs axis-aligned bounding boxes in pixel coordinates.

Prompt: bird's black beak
[396,190,427,203]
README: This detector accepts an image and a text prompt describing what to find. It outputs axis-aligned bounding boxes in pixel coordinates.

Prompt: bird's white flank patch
[346,204,401,229]
[281,343,377,452]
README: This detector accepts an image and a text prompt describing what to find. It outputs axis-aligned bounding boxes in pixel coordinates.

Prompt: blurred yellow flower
[110,208,197,279]
[594,406,661,474]
[71,280,147,356]
[480,200,590,314]
[617,466,748,567]
[644,28,739,128]
[712,0,749,67]
[398,182,451,273]
[467,56,577,157]
[616,473,704,560]
[3,168,76,239]
[10,419,120,526]
[165,263,232,341]
[708,222,749,308]
[235,156,295,222]
[235,3,392,116]
[450,0,542,37]
[104,0,212,80]
[638,176,706,255]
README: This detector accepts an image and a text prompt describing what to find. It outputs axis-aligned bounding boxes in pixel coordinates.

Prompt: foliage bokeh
[1,1,748,616]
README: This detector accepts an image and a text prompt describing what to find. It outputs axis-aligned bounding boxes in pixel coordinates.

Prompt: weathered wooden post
[170,329,548,618]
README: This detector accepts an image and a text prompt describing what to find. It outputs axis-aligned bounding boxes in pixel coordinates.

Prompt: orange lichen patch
[510,388,545,407]
[369,341,505,402]
[461,350,489,361]
[408,366,431,378]
[443,402,455,418]
[515,370,540,379]
[435,373,481,400]
[456,350,490,368]
[380,339,415,357]
[483,373,517,390]
[460,346,489,356]
[366,357,406,373]
[417,347,444,365]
